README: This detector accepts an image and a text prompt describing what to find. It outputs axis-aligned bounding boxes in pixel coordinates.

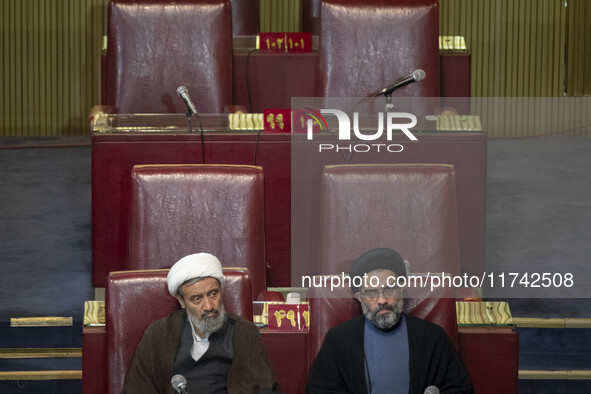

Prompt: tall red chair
[316,0,440,97]
[106,268,253,394]
[106,0,233,113]
[127,164,266,300]
[311,163,462,366]
[319,164,461,277]
[310,164,518,393]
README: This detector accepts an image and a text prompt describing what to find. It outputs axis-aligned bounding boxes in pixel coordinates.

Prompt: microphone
[171,374,189,394]
[176,86,198,115]
[375,69,426,96]
[424,385,440,394]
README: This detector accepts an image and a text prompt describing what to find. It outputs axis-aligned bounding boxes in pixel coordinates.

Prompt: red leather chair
[316,0,440,97]
[310,163,463,364]
[106,268,253,394]
[310,164,518,393]
[106,0,233,113]
[319,164,461,277]
[127,164,266,300]
[308,274,457,364]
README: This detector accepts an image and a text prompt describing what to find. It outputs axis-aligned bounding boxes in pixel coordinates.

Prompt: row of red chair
[126,163,461,298]
[105,0,448,114]
[102,163,465,393]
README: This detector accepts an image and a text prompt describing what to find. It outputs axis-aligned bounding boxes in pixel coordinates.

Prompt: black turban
[349,247,406,292]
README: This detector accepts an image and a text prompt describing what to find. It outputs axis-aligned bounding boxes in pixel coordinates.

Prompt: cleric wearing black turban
[307,247,474,394]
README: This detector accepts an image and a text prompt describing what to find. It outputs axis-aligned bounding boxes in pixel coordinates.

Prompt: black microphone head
[171,374,187,389]
[424,385,439,394]
[176,86,189,97]
[412,69,426,82]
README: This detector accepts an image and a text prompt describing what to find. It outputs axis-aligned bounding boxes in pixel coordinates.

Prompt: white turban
[167,253,224,296]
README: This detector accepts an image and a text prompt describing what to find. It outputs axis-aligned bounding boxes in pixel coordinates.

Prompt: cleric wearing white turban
[167,252,225,296]
[122,252,278,393]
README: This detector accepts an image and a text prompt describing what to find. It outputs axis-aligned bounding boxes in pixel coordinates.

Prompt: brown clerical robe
[123,310,278,393]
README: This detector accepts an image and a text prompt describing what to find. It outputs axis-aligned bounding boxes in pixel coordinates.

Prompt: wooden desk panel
[231,51,469,112]
[458,327,519,394]
[261,328,309,394]
[232,52,317,112]
[82,326,107,394]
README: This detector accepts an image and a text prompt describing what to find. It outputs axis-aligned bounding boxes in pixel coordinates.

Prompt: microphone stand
[373,90,394,112]
[385,93,394,112]
[184,106,193,134]
[183,105,205,163]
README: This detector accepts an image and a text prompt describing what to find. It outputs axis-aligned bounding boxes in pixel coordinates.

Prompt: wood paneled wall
[260,0,302,32]
[0,0,105,137]
[566,0,591,96]
[441,0,590,137]
[440,0,566,97]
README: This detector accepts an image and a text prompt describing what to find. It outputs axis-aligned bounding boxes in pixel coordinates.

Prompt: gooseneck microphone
[375,69,426,97]
[176,86,198,116]
[171,374,189,394]
[424,385,440,394]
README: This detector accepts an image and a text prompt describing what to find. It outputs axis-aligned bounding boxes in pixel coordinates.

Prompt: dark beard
[361,298,404,330]
[187,303,226,336]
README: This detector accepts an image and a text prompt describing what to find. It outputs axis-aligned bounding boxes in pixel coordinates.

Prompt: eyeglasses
[360,287,400,300]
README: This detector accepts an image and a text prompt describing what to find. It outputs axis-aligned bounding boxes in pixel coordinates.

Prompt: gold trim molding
[512,317,591,329]
[0,348,82,359]
[0,370,82,381]
[519,370,591,380]
[10,317,72,327]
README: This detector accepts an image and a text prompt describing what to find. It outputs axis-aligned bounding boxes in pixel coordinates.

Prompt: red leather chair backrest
[402,275,457,346]
[106,0,232,113]
[106,268,253,394]
[316,0,440,97]
[308,274,457,364]
[127,164,266,300]
[320,164,461,276]
[307,284,361,365]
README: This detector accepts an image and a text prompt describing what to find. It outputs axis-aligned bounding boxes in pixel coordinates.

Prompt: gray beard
[361,298,404,330]
[187,303,227,336]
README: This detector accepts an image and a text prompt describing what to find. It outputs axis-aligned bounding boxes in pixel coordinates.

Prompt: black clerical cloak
[307,314,474,394]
